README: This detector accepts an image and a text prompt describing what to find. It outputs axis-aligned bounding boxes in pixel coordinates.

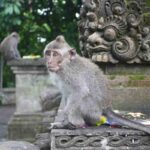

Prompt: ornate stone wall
[51,128,150,150]
[79,0,150,64]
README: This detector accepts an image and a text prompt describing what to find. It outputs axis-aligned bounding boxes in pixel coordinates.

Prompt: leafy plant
[0,0,82,87]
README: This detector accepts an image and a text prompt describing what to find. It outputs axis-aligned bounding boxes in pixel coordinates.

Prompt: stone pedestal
[51,128,150,150]
[8,110,56,142]
[7,59,58,142]
[8,58,49,113]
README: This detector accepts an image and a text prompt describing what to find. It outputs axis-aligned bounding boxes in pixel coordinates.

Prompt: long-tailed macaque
[0,32,21,61]
[44,35,150,134]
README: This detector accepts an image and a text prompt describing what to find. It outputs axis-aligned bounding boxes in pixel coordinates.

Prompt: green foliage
[3,64,15,87]
[145,0,150,6]
[0,0,81,87]
[0,0,21,32]
[0,93,4,106]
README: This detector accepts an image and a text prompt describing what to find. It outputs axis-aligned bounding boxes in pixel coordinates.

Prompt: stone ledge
[51,127,150,150]
[7,58,45,66]
[7,58,48,74]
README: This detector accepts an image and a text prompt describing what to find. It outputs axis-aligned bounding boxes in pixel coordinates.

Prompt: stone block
[0,88,15,105]
[8,58,50,114]
[8,111,55,142]
[51,127,150,150]
[111,87,150,115]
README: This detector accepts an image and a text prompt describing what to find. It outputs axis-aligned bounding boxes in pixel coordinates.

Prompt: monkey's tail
[104,108,150,134]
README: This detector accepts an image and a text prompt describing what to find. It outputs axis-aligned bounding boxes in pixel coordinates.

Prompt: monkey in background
[0,32,21,61]
[44,35,150,134]
[0,32,21,91]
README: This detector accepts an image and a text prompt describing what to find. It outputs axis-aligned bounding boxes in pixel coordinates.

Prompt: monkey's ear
[69,49,77,60]
[56,35,65,42]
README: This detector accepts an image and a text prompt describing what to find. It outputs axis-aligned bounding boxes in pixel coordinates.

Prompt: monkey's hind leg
[68,107,86,129]
[85,110,103,127]
[49,116,82,130]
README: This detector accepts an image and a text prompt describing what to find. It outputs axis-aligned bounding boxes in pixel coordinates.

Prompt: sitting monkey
[44,35,150,134]
[0,32,21,61]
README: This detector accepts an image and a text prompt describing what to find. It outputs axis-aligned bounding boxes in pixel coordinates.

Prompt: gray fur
[0,32,21,61]
[45,36,150,134]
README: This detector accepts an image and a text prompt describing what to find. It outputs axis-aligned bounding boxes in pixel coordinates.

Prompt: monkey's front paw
[48,122,63,130]
[65,122,77,130]
[48,122,77,130]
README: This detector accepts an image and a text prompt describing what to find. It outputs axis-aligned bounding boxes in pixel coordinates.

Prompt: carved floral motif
[79,0,150,63]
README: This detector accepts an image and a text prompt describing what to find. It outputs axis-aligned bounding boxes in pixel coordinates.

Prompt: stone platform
[0,105,15,141]
[8,110,57,142]
[51,127,150,150]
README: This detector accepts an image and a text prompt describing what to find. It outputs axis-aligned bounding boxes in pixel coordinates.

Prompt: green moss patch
[109,75,116,80]
[129,75,145,81]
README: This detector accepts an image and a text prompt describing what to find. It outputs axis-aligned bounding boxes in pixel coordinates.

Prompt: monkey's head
[44,35,77,72]
[11,32,20,42]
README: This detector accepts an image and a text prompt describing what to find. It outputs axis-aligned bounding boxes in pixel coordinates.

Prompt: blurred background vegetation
[1,0,150,87]
[0,0,81,87]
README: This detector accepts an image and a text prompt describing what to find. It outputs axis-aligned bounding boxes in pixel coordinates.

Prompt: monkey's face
[44,49,63,72]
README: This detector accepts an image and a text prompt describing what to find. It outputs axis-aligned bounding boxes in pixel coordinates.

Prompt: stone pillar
[7,58,59,142]
[8,58,49,113]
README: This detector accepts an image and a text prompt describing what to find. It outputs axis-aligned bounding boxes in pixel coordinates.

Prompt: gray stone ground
[0,105,15,141]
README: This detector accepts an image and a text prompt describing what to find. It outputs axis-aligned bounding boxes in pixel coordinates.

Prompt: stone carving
[79,0,150,63]
[56,135,150,148]
[51,128,150,149]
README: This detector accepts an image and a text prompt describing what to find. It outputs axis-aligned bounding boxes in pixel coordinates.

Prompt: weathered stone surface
[103,63,150,75]
[8,58,45,66]
[8,111,56,142]
[0,88,15,105]
[15,74,50,113]
[111,87,150,115]
[8,59,50,114]
[102,63,150,115]
[79,0,150,64]
[8,113,44,142]
[35,132,50,150]
[51,127,150,150]
[0,105,15,141]
[0,141,40,150]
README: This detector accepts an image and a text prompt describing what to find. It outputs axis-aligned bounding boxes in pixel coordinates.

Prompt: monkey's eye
[53,51,59,57]
[45,50,51,56]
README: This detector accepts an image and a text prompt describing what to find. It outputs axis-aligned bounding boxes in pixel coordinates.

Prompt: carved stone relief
[51,128,150,149]
[79,0,150,64]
